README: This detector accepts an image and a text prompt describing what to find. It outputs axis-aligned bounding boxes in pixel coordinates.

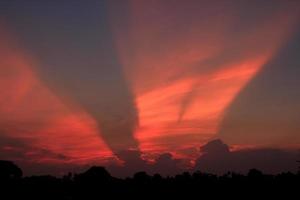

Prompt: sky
[0,0,299,176]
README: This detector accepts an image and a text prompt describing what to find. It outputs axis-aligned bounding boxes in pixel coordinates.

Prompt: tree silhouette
[0,160,299,199]
[0,160,22,180]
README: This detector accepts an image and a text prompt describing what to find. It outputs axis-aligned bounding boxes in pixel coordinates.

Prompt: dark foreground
[1,160,299,199]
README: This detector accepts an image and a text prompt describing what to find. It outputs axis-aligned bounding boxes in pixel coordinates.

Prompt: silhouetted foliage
[0,160,299,199]
[0,160,22,180]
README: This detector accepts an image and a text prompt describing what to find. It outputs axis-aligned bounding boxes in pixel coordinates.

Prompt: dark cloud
[0,135,70,161]
[1,136,298,177]
[195,140,299,175]
[200,139,230,154]
[107,150,148,177]
[105,139,299,177]
[107,150,182,178]
[0,135,73,175]
[151,153,181,176]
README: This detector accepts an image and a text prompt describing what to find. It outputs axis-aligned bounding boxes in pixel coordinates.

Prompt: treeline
[0,160,299,199]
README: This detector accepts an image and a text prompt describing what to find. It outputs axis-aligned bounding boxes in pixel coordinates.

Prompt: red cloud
[110,0,300,160]
[0,23,113,166]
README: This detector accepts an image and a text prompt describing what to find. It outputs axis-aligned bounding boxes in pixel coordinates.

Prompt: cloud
[150,153,181,176]
[218,23,300,148]
[1,0,139,158]
[109,0,300,157]
[107,150,148,177]
[107,150,183,177]
[0,135,78,176]
[101,139,300,177]
[177,83,200,123]
[0,23,113,167]
[200,139,230,154]
[195,140,299,175]
[1,137,298,177]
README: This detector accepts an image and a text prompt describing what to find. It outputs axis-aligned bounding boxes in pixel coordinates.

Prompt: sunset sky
[0,0,299,175]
